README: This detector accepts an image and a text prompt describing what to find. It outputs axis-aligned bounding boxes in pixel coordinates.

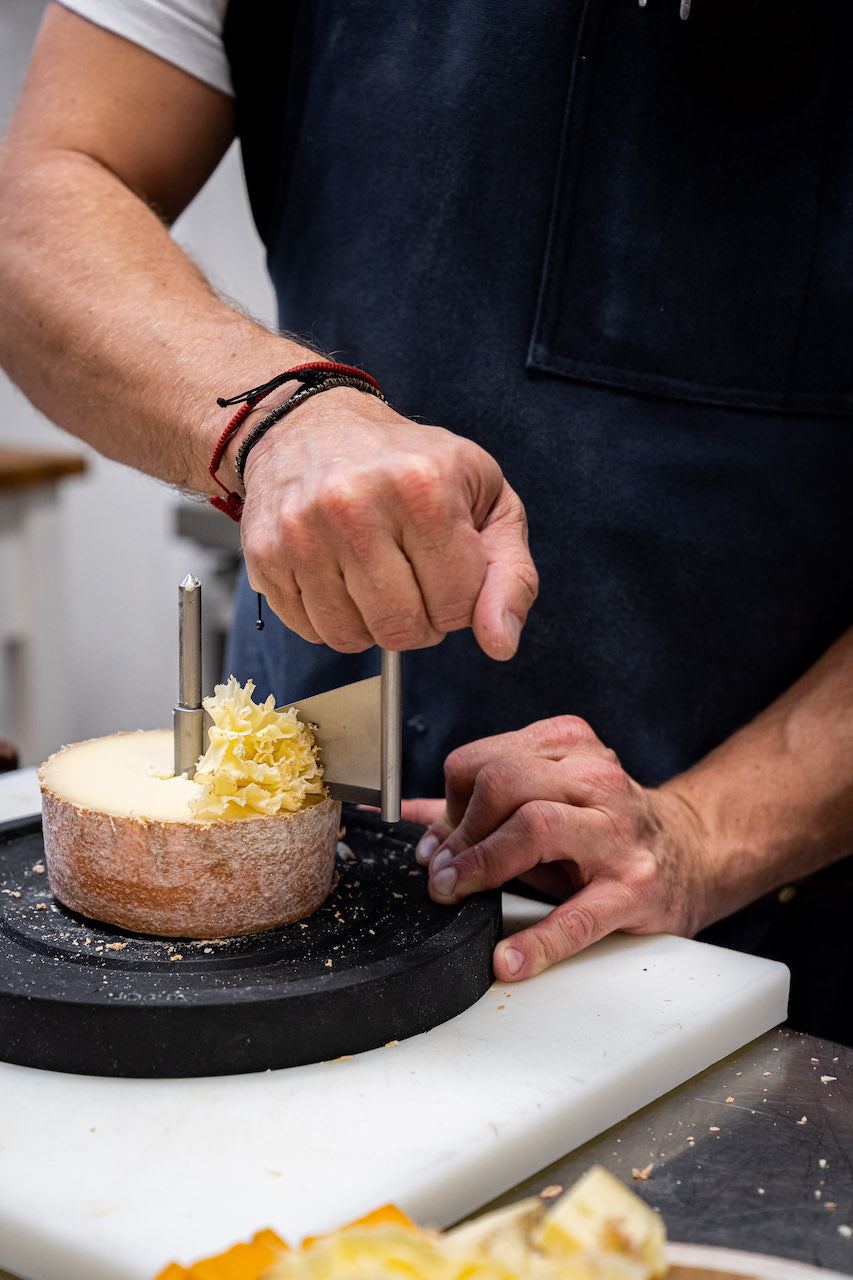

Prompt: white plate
[668,1242,851,1280]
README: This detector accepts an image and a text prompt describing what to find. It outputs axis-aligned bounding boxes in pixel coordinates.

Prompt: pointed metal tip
[179,573,201,591]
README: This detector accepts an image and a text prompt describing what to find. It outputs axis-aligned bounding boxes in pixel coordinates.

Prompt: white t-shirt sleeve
[56,0,233,96]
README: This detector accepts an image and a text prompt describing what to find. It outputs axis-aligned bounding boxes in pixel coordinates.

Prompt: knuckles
[392,455,453,516]
[312,454,454,529]
[620,845,662,899]
[514,557,540,606]
[317,477,376,533]
[316,630,375,655]
[513,799,567,848]
[535,716,594,747]
[241,521,281,576]
[550,901,599,957]
[471,757,528,806]
[584,756,630,799]
[370,617,443,651]
[519,904,602,976]
[444,741,485,794]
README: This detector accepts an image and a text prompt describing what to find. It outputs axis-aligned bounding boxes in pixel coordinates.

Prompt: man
[1,1,852,1038]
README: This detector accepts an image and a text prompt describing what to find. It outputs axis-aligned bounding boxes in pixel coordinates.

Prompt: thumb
[472,481,539,661]
[494,883,623,980]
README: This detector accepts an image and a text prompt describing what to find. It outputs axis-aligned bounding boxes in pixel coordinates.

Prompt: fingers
[407,714,692,986]
[245,559,324,646]
[494,880,640,981]
[439,716,608,832]
[246,479,443,652]
[426,800,614,901]
[440,753,614,856]
[238,401,537,656]
[308,534,442,653]
[244,495,469,653]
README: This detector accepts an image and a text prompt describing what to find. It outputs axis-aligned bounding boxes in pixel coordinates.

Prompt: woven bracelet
[235,375,384,489]
[215,361,381,408]
[208,362,384,523]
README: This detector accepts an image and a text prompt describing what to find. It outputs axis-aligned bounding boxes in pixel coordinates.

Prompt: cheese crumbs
[188,677,325,821]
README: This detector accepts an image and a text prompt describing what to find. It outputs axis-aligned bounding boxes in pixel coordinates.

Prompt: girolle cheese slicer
[172,574,402,821]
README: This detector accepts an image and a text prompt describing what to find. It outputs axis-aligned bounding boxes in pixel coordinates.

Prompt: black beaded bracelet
[234,374,386,490]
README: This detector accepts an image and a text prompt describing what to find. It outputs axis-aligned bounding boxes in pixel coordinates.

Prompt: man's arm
[408,625,853,980]
[0,5,537,657]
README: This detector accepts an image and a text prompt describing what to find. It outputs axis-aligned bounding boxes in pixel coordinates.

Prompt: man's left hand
[402,716,709,982]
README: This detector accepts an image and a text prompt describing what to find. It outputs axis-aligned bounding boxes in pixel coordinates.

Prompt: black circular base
[0,808,500,1078]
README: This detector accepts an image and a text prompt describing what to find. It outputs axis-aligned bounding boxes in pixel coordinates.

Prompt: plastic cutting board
[0,901,789,1280]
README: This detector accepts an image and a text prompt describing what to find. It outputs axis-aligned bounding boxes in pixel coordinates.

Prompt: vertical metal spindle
[173,573,204,778]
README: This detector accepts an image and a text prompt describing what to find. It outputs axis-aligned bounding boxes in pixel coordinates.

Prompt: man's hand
[404,716,710,982]
[0,9,537,662]
[240,386,538,658]
[406,626,853,984]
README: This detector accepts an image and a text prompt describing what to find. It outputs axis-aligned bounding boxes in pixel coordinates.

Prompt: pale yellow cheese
[266,1168,665,1280]
[41,678,325,824]
[189,677,325,820]
[41,729,198,822]
[536,1167,667,1278]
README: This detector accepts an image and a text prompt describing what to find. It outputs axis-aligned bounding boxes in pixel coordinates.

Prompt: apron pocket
[528,0,853,415]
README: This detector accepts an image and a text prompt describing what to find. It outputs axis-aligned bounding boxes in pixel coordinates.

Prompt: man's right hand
[0,6,538,660]
[239,385,539,658]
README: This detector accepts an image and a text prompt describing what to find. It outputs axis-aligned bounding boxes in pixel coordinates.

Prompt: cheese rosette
[188,677,326,820]
[39,678,340,937]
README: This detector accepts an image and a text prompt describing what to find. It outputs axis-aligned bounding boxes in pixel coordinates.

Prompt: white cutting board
[0,892,788,1280]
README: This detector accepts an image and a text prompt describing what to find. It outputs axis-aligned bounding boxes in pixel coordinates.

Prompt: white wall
[0,0,276,764]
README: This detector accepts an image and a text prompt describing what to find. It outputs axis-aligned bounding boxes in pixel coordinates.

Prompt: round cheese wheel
[38,730,341,938]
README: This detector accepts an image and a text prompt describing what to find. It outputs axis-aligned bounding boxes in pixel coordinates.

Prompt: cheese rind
[38,730,341,938]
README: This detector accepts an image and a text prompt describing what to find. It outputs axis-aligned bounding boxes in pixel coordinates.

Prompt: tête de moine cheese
[38,680,341,938]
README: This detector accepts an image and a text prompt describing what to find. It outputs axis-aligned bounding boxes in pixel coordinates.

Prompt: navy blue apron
[223,0,853,1042]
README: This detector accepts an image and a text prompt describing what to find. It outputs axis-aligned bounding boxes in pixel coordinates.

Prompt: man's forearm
[0,5,537,663]
[660,625,853,927]
[0,148,309,492]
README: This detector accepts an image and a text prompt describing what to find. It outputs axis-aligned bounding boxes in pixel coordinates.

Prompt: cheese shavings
[188,677,325,821]
[262,1168,664,1280]
[154,1169,666,1280]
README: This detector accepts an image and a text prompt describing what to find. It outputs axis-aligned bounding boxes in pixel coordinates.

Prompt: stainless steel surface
[463,1027,853,1274]
[285,650,402,817]
[173,573,204,778]
[380,648,402,822]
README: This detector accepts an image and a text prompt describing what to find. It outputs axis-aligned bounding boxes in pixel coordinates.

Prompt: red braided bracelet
[208,361,382,522]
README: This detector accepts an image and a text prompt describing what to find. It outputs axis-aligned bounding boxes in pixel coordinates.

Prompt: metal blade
[283,649,402,822]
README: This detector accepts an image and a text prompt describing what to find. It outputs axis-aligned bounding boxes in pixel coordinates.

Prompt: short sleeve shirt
[57,0,232,94]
